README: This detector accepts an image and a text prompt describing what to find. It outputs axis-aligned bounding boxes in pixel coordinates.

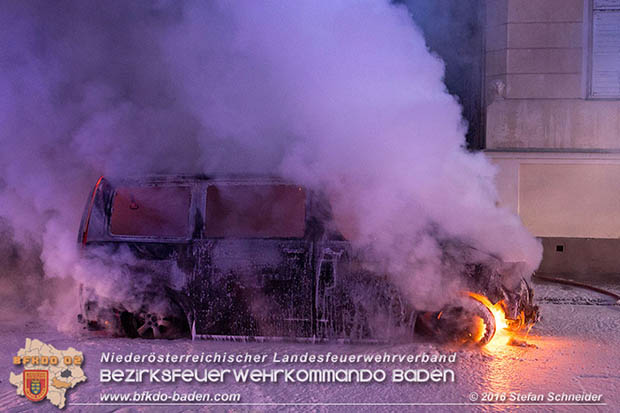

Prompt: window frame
[587,0,620,99]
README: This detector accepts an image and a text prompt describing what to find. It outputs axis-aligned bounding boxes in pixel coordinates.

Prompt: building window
[590,0,620,98]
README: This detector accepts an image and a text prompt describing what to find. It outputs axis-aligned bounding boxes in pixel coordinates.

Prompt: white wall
[488,152,620,238]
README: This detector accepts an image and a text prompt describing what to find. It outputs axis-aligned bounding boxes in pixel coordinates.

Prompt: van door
[190,183,314,338]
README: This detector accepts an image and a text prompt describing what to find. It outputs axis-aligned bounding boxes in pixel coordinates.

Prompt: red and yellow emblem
[23,370,48,402]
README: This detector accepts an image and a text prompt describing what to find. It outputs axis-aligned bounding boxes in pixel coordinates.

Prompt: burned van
[77,175,538,344]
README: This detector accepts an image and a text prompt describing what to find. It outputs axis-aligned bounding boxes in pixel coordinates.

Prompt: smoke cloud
[0,0,541,327]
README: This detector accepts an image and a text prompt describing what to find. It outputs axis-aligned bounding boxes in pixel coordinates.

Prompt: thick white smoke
[0,0,541,326]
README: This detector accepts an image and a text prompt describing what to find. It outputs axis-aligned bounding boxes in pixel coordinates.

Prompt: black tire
[121,300,189,339]
[460,296,496,345]
[421,296,497,346]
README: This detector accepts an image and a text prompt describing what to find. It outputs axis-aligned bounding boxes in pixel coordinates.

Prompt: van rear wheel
[120,302,188,339]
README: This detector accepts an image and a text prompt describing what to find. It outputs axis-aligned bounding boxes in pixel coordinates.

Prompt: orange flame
[471,315,487,343]
[467,292,511,347]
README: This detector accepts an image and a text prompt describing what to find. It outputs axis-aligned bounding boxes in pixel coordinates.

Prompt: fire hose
[533,273,620,304]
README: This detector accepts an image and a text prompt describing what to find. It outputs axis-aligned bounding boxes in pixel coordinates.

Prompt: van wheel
[438,297,496,345]
[121,303,188,339]
[415,296,496,346]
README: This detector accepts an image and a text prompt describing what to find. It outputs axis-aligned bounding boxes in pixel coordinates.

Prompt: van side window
[205,184,305,238]
[110,186,190,238]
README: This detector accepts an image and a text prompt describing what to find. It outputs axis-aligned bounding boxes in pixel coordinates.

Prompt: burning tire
[417,296,496,345]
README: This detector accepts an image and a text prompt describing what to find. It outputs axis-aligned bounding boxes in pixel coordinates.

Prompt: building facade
[484,0,620,275]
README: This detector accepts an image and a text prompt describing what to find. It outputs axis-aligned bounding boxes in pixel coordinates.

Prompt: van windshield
[205,184,305,238]
[110,186,190,237]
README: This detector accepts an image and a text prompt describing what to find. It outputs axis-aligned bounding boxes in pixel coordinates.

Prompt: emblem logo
[23,370,48,402]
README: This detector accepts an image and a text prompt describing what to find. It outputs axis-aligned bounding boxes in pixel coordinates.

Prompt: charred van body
[77,175,538,344]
